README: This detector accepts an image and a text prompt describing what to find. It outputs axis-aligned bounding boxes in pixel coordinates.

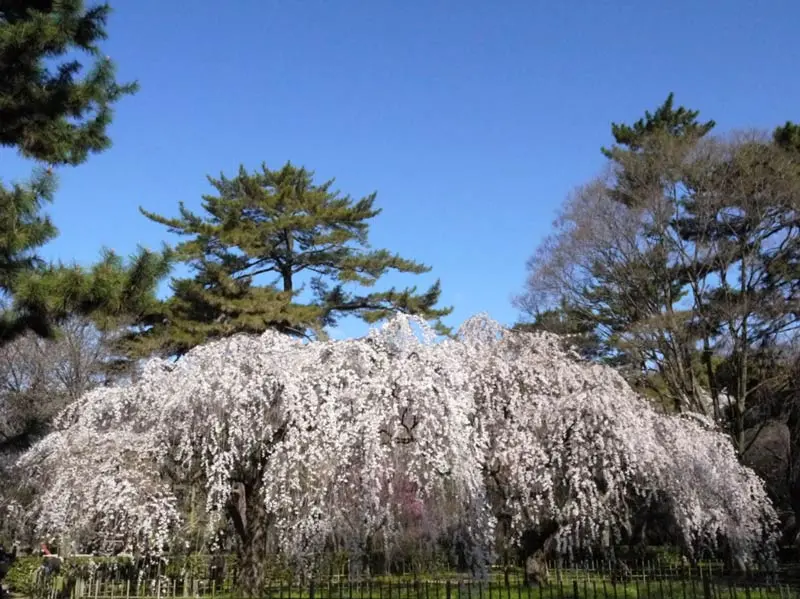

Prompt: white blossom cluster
[10,315,777,564]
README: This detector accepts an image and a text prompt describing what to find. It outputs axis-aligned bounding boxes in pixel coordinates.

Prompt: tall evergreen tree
[0,1,170,343]
[126,163,452,357]
[0,1,138,165]
[520,94,719,412]
[593,94,716,409]
[602,92,715,158]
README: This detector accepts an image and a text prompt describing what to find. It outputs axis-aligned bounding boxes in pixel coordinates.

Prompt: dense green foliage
[601,93,715,159]
[3,555,40,596]
[0,1,138,165]
[0,171,59,340]
[125,163,451,357]
[0,1,170,345]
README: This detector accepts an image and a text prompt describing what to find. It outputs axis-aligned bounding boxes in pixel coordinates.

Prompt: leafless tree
[518,131,800,452]
[0,316,117,544]
[0,316,116,464]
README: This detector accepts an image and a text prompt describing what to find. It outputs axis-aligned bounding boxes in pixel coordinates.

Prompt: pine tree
[595,94,716,408]
[773,121,800,153]
[602,92,715,158]
[0,171,59,340]
[0,1,138,165]
[0,1,169,343]
[126,163,452,356]
[6,245,173,340]
[520,95,719,412]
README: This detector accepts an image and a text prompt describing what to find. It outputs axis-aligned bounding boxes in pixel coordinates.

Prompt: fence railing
[29,565,800,599]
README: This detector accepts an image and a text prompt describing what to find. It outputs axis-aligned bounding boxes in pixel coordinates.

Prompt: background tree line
[516,94,800,545]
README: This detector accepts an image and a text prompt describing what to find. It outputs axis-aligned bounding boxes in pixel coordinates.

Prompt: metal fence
[30,563,800,599]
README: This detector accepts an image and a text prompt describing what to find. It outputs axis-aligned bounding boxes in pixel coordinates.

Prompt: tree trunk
[282,229,294,293]
[282,268,293,293]
[519,522,558,587]
[786,405,800,548]
[228,482,270,597]
[736,247,749,457]
[523,551,549,587]
[702,338,721,422]
[238,521,268,598]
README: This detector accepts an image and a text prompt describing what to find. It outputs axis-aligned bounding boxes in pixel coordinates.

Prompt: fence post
[701,572,712,599]
[446,580,452,599]
[573,580,579,599]
[309,580,316,599]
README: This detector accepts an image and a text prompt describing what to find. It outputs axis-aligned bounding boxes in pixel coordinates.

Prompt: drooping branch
[8,314,778,571]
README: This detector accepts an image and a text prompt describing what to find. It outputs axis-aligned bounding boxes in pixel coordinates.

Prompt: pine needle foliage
[128,162,452,357]
[0,1,170,345]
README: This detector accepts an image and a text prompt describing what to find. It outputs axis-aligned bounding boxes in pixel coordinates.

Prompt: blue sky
[3,0,799,339]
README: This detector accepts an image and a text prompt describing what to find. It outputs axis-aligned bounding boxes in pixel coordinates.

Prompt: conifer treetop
[131,162,451,355]
[602,92,716,158]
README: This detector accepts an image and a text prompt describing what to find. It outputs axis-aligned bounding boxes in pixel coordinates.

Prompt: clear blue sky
[3,0,799,339]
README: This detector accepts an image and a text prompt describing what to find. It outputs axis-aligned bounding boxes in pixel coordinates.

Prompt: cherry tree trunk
[230,483,270,598]
[520,523,557,587]
[238,531,267,597]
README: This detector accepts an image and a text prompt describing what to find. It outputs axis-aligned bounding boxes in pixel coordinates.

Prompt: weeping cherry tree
[9,315,777,595]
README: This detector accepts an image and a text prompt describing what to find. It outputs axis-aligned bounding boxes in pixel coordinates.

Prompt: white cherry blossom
[9,315,777,577]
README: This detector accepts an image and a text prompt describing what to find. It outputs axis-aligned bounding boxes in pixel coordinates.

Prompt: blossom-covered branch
[8,314,777,591]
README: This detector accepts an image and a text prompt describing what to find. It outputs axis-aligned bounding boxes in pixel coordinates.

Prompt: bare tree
[517,139,709,413]
[0,317,117,544]
[0,316,112,452]
[518,131,800,450]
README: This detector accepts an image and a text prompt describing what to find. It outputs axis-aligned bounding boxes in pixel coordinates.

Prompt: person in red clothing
[39,543,62,575]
